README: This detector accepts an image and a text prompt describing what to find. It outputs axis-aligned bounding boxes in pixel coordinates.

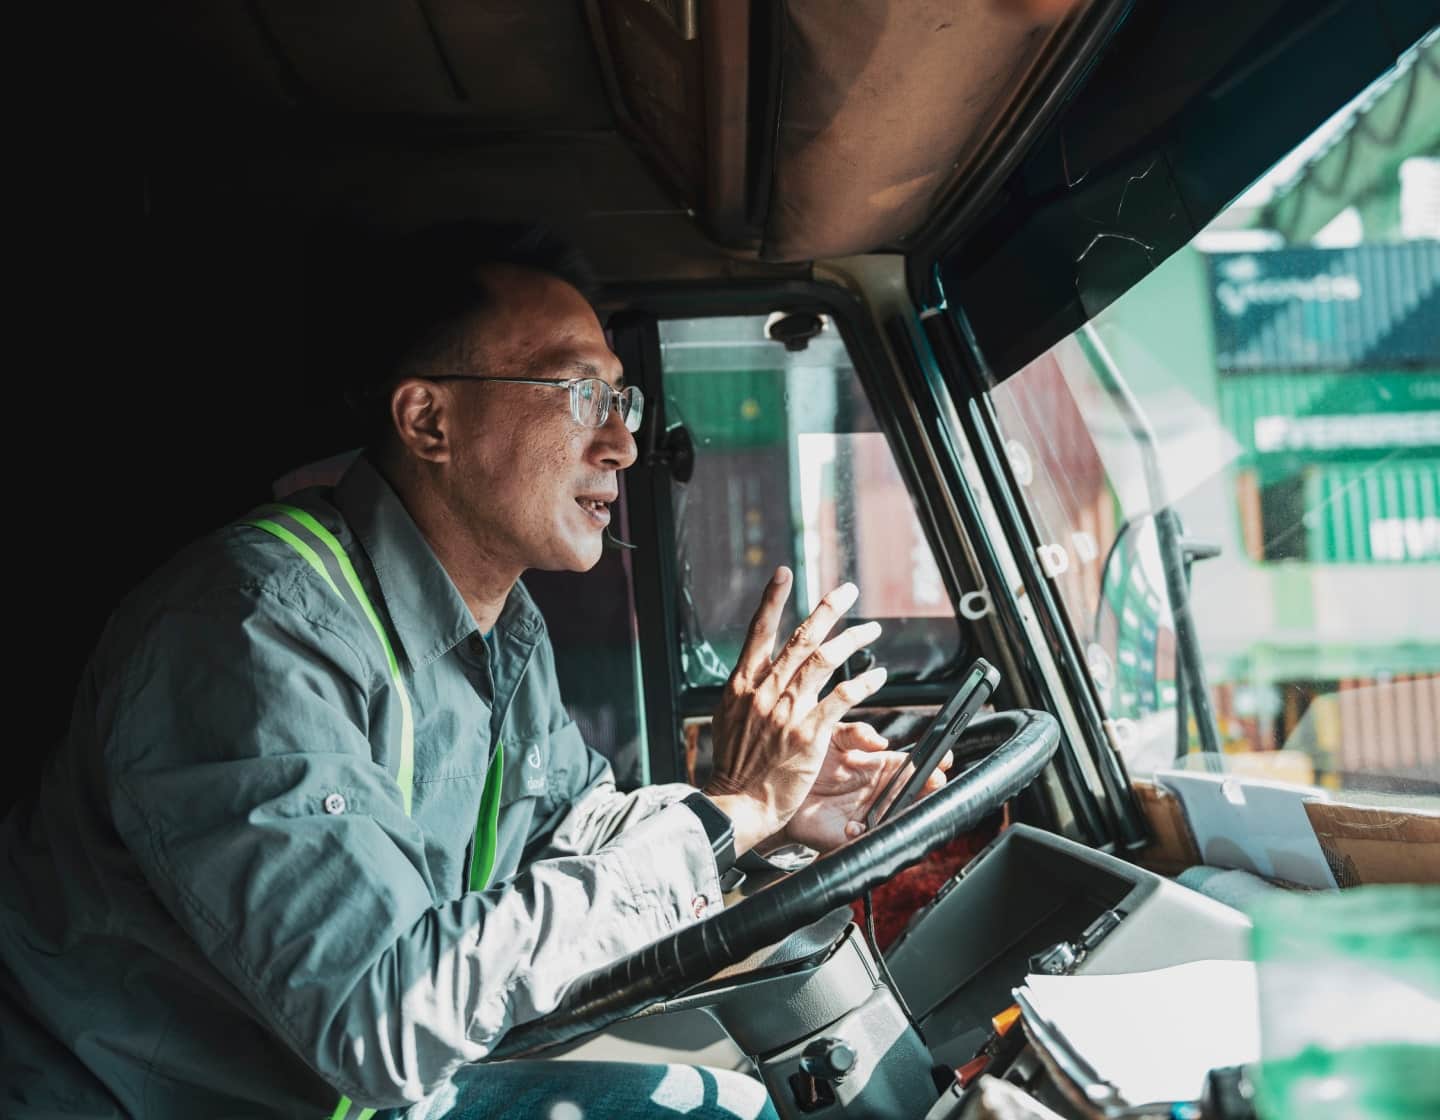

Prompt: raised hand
[703,568,888,853]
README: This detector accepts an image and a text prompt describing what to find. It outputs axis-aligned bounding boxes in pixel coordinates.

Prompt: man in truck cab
[0,224,946,1119]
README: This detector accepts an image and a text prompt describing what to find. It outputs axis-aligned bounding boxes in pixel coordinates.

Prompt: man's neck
[380,455,520,634]
[436,545,517,635]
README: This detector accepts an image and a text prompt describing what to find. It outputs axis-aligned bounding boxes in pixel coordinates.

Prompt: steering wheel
[490,707,1060,1059]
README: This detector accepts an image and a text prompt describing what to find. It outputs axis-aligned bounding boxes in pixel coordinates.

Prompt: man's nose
[591,407,638,470]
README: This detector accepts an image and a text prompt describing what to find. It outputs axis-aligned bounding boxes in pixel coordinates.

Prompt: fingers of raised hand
[733,567,793,683]
[787,620,882,704]
[809,664,888,735]
[767,582,859,687]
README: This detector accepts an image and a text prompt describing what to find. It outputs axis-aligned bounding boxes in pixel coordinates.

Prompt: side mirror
[649,423,695,484]
[766,311,825,352]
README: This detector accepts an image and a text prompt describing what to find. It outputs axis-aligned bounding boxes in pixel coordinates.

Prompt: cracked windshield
[990,36,1438,801]
[660,313,961,690]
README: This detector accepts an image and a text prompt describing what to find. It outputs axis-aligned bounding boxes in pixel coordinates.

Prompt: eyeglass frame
[423,374,644,433]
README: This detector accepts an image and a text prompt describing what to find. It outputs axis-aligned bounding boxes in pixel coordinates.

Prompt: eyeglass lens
[574,379,644,433]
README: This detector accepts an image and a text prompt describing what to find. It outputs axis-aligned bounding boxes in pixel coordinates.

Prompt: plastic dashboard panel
[884,823,1251,1066]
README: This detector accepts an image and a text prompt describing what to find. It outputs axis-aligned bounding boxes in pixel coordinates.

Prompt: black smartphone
[863,657,1001,829]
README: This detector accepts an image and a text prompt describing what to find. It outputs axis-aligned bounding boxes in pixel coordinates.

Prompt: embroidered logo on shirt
[524,743,546,794]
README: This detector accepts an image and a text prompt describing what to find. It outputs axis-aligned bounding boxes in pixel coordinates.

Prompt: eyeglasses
[426,375,644,433]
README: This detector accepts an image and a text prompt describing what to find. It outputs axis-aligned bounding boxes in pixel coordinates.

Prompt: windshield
[987,33,1439,801]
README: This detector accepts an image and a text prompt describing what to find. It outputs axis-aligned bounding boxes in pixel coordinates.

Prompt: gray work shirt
[1,455,722,1117]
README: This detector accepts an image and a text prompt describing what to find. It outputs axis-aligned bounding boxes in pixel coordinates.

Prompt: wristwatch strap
[681,791,737,879]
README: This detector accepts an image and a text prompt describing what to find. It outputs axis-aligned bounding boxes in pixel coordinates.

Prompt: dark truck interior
[17,1,1438,1117]
[30,0,1429,789]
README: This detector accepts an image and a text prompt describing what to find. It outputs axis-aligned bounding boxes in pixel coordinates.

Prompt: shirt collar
[333,453,543,670]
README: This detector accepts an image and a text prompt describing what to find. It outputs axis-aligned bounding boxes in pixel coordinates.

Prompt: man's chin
[534,536,605,574]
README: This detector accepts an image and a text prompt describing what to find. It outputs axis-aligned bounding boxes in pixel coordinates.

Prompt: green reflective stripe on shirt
[470,741,504,891]
[249,509,418,1120]
[329,1096,375,1120]
[249,500,501,1120]
[255,503,417,816]
[247,519,344,600]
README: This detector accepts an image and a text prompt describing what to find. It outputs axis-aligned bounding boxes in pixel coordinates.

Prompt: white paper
[1155,768,1338,889]
[1017,959,1260,1106]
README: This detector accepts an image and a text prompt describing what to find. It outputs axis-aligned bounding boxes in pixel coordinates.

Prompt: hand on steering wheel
[781,721,954,851]
[489,707,1060,1060]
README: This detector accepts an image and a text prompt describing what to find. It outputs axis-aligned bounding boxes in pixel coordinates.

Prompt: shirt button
[323,792,347,815]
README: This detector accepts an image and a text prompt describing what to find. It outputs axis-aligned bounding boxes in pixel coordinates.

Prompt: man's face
[434,267,636,575]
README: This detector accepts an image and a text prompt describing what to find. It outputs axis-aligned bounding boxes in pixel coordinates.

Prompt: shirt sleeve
[517,638,711,862]
[105,584,722,1109]
[523,726,703,862]
[529,776,704,859]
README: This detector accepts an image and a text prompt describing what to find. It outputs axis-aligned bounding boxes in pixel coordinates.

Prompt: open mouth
[576,497,612,526]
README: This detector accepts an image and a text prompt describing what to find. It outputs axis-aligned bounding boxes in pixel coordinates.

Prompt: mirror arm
[1081,325,1223,756]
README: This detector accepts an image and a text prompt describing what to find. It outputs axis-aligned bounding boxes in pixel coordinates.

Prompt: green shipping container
[1303,461,1440,563]
[1219,371,1440,485]
[665,367,788,449]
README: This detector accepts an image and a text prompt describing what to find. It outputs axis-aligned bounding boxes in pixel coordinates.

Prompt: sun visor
[759,0,1082,262]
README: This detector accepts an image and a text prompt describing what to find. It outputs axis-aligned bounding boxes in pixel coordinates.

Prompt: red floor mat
[851,826,999,951]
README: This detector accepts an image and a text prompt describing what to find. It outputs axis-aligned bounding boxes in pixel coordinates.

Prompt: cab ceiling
[142,0,1090,281]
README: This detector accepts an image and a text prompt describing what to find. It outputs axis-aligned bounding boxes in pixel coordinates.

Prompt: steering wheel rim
[490,707,1060,1059]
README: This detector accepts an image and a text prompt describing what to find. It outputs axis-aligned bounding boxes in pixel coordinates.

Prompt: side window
[658,314,961,690]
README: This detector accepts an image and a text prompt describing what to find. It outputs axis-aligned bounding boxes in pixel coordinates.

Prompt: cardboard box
[1303,799,1440,887]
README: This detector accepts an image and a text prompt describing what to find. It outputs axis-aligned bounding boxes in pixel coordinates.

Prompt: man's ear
[391,380,451,463]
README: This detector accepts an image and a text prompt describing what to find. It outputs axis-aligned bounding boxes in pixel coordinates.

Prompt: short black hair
[307,220,595,447]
